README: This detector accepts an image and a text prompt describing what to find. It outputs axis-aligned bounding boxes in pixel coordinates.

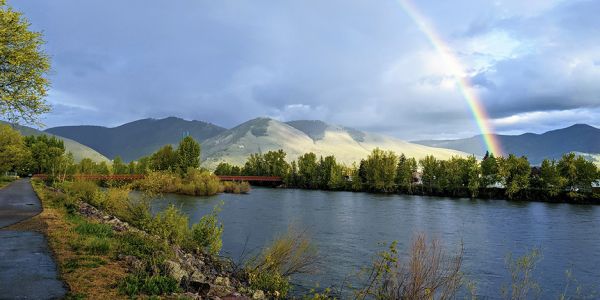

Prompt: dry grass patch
[28,181,129,300]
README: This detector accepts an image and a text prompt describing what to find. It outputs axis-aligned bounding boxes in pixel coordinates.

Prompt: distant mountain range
[1,121,109,163]
[413,124,600,164]
[46,117,225,162]
[44,117,466,167]
[39,117,600,167]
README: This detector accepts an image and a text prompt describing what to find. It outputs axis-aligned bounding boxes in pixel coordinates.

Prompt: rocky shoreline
[77,201,266,299]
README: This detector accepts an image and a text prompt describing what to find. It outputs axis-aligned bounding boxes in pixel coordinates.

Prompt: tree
[318,155,337,189]
[242,153,266,176]
[176,136,201,173]
[150,144,178,171]
[0,124,29,174]
[481,153,500,188]
[419,155,440,193]
[23,134,65,174]
[396,154,417,194]
[539,159,564,196]
[0,1,51,124]
[501,155,531,199]
[363,148,397,192]
[297,152,318,189]
[465,155,481,198]
[112,156,128,174]
[263,149,290,178]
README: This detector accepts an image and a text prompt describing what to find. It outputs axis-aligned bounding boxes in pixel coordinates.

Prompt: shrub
[221,181,251,194]
[246,226,318,298]
[190,203,224,255]
[185,169,220,196]
[148,205,190,245]
[502,248,542,300]
[65,180,98,203]
[355,233,464,300]
[248,271,291,298]
[135,171,179,195]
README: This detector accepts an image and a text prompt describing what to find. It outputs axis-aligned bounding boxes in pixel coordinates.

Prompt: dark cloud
[8,0,600,139]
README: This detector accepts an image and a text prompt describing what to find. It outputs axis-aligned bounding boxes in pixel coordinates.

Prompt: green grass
[74,222,114,238]
[63,257,107,273]
[118,273,180,297]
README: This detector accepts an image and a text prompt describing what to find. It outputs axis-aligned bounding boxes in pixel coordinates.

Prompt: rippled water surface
[149,187,600,298]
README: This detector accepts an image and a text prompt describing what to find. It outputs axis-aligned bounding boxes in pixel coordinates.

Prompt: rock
[252,290,265,300]
[190,271,207,283]
[120,255,144,272]
[164,260,187,283]
[214,276,231,287]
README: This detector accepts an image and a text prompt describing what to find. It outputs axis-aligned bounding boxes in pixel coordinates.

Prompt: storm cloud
[9,0,600,140]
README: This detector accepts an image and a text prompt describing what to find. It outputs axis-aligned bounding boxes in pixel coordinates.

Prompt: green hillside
[1,121,109,163]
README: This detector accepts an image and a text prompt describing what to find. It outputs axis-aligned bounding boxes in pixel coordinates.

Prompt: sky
[8,0,600,140]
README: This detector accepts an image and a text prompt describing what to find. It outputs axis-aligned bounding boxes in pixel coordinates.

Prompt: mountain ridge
[413,123,600,164]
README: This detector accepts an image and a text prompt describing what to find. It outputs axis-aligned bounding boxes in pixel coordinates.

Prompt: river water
[149,187,600,298]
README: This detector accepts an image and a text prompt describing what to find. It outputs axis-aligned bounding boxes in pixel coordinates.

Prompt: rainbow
[397,0,503,156]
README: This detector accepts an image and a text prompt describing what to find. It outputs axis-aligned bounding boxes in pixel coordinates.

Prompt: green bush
[148,205,190,245]
[248,271,291,298]
[190,203,224,255]
[221,181,251,194]
[65,180,99,203]
[118,273,180,297]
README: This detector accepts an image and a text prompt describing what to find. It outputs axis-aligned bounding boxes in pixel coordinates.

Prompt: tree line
[215,148,600,203]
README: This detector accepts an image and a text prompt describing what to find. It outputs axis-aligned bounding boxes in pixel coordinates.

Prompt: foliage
[502,248,542,300]
[220,181,251,194]
[501,155,531,199]
[148,205,190,245]
[0,0,51,124]
[0,124,30,174]
[247,227,317,298]
[355,233,464,300]
[214,162,242,176]
[396,154,417,193]
[150,144,178,172]
[362,148,398,192]
[176,136,201,173]
[190,203,224,255]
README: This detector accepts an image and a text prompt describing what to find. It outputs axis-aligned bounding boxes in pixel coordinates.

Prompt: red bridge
[217,175,282,182]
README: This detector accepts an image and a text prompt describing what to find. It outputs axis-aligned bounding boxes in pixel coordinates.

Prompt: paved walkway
[0,179,66,299]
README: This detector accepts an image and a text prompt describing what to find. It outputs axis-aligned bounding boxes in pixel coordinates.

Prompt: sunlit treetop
[0,0,50,125]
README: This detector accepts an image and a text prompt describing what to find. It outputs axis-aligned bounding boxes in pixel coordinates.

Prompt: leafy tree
[150,145,178,172]
[263,149,290,178]
[501,155,531,199]
[419,155,440,193]
[176,136,200,173]
[0,0,51,124]
[539,159,564,196]
[363,148,397,192]
[557,154,599,194]
[481,153,500,188]
[396,154,417,193]
[327,163,346,190]
[318,155,337,189]
[23,134,65,174]
[297,152,319,189]
[285,160,299,186]
[112,156,128,174]
[242,153,266,176]
[0,124,29,174]
[135,156,150,174]
[465,155,481,198]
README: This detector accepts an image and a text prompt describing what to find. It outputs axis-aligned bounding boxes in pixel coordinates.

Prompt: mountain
[46,117,226,162]
[1,121,109,163]
[413,124,600,164]
[201,118,467,169]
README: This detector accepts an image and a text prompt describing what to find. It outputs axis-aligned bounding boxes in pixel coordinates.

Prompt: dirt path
[0,179,66,299]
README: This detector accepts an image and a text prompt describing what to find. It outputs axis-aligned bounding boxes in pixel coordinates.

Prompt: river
[149,187,600,298]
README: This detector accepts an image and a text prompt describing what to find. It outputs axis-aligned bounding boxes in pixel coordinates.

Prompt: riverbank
[24,179,263,299]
